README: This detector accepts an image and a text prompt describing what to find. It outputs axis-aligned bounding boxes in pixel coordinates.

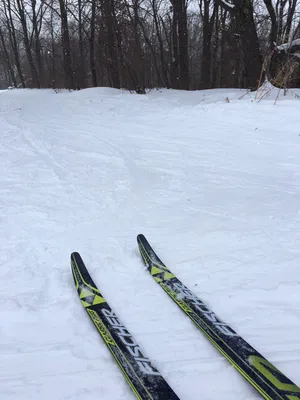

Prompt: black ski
[71,252,179,400]
[137,234,300,400]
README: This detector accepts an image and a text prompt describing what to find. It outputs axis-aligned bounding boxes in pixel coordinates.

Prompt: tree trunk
[263,0,277,48]
[201,1,217,89]
[50,9,56,87]
[238,0,263,89]
[78,0,85,88]
[0,26,17,87]
[283,0,297,43]
[211,5,220,88]
[171,4,179,88]
[101,0,120,88]
[277,0,287,42]
[58,0,75,89]
[132,0,146,91]
[31,0,44,86]
[16,0,40,87]
[5,0,26,87]
[219,9,227,87]
[217,0,263,89]
[90,0,97,87]
[177,0,189,89]
[152,0,170,88]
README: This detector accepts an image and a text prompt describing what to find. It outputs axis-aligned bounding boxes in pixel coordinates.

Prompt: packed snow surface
[1,87,300,399]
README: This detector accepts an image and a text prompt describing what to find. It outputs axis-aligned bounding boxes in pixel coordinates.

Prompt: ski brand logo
[102,309,161,376]
[172,282,239,337]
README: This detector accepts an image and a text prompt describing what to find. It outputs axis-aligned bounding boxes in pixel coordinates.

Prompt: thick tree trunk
[132,0,145,91]
[177,0,189,89]
[16,0,40,87]
[201,1,217,89]
[31,0,44,87]
[211,6,220,88]
[217,0,263,90]
[238,0,263,89]
[58,0,75,89]
[101,0,120,88]
[78,0,85,88]
[152,0,170,88]
[89,0,97,87]
[49,9,56,87]
[219,9,227,87]
[170,0,189,89]
[171,4,179,88]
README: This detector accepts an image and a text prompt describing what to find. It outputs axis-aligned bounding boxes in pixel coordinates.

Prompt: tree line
[0,0,299,91]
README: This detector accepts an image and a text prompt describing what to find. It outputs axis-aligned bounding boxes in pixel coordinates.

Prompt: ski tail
[137,234,300,400]
[71,252,179,400]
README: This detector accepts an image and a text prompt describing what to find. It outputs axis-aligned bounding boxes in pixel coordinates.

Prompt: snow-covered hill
[1,87,300,399]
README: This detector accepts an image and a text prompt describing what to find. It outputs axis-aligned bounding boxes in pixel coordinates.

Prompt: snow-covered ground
[1,87,300,400]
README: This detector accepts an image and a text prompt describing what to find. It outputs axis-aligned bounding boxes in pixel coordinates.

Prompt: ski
[71,252,179,400]
[137,234,300,400]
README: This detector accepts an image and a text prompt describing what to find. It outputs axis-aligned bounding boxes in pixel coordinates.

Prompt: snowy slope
[1,87,300,400]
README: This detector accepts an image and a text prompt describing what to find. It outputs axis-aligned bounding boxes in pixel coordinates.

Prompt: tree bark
[237,0,263,89]
[0,26,17,87]
[283,0,297,43]
[58,0,75,89]
[31,0,44,86]
[5,0,26,87]
[152,0,170,88]
[16,0,40,87]
[89,0,97,86]
[101,0,120,88]
[78,0,85,88]
[200,0,218,89]
[218,0,263,90]
[177,0,189,89]
[171,4,179,88]
[263,0,277,48]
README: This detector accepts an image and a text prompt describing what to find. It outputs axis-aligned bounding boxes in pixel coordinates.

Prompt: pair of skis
[71,234,300,400]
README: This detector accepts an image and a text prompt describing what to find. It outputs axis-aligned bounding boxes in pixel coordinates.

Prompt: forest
[0,0,300,91]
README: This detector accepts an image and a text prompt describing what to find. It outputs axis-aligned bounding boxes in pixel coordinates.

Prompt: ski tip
[137,234,145,242]
[71,252,81,261]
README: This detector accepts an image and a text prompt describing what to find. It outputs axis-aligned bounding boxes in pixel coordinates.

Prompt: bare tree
[58,0,75,89]
[2,0,26,87]
[217,0,263,89]
[263,0,277,47]
[0,25,17,86]
[89,0,97,86]
[31,0,45,86]
[100,0,120,88]
[0,0,299,90]
[16,0,40,87]
[200,0,218,88]
[170,0,189,89]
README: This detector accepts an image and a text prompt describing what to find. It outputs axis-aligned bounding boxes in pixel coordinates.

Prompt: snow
[220,0,235,9]
[277,38,300,51]
[1,87,300,399]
